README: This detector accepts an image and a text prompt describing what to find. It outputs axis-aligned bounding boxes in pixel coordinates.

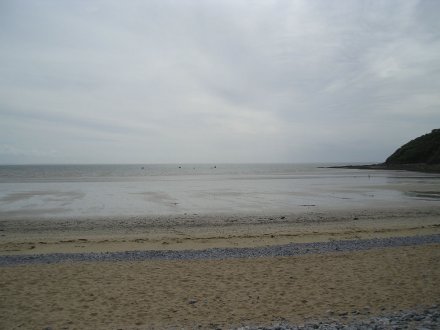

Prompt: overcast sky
[1,0,439,164]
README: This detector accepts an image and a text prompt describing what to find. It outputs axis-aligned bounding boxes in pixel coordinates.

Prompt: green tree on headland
[385,129,440,165]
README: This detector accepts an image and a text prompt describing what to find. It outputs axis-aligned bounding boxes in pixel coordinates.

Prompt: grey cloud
[1,0,439,164]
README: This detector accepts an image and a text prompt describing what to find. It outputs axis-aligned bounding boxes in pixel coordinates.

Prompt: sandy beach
[1,244,439,329]
[1,206,440,255]
[1,206,440,329]
[2,0,440,326]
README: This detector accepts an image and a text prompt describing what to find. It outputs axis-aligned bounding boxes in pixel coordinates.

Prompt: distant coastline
[325,163,440,173]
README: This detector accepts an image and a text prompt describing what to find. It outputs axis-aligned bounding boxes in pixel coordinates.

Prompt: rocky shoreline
[2,234,439,266]
[238,305,440,330]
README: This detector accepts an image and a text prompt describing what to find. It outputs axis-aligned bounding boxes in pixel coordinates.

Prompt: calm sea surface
[0,163,439,219]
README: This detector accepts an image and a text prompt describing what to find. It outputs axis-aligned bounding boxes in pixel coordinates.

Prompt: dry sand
[1,244,439,329]
[1,206,440,329]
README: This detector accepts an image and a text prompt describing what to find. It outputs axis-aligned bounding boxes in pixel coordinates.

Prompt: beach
[1,207,440,329]
[3,0,440,327]
[1,206,440,255]
[1,244,440,329]
[1,165,440,328]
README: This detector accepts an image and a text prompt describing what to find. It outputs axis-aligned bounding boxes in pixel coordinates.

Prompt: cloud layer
[1,0,439,164]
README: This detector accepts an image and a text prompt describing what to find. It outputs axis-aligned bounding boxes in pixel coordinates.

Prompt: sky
[1,0,439,164]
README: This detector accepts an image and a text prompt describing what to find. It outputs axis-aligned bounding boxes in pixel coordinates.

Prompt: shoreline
[325,163,440,173]
[2,206,440,255]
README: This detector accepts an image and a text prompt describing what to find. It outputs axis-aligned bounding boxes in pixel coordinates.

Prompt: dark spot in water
[405,191,440,200]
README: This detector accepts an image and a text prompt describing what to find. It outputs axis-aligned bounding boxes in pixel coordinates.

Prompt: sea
[0,163,439,220]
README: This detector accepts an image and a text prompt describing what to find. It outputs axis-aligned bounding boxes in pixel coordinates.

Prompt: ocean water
[0,163,439,219]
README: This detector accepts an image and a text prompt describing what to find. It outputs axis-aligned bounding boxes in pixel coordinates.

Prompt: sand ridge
[1,207,440,255]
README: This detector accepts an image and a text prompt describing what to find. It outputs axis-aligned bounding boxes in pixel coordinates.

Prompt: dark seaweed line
[1,234,440,267]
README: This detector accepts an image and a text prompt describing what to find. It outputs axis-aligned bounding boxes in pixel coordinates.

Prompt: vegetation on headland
[329,129,440,173]
[385,129,440,165]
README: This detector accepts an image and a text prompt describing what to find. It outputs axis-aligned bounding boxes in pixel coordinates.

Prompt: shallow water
[0,163,439,219]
